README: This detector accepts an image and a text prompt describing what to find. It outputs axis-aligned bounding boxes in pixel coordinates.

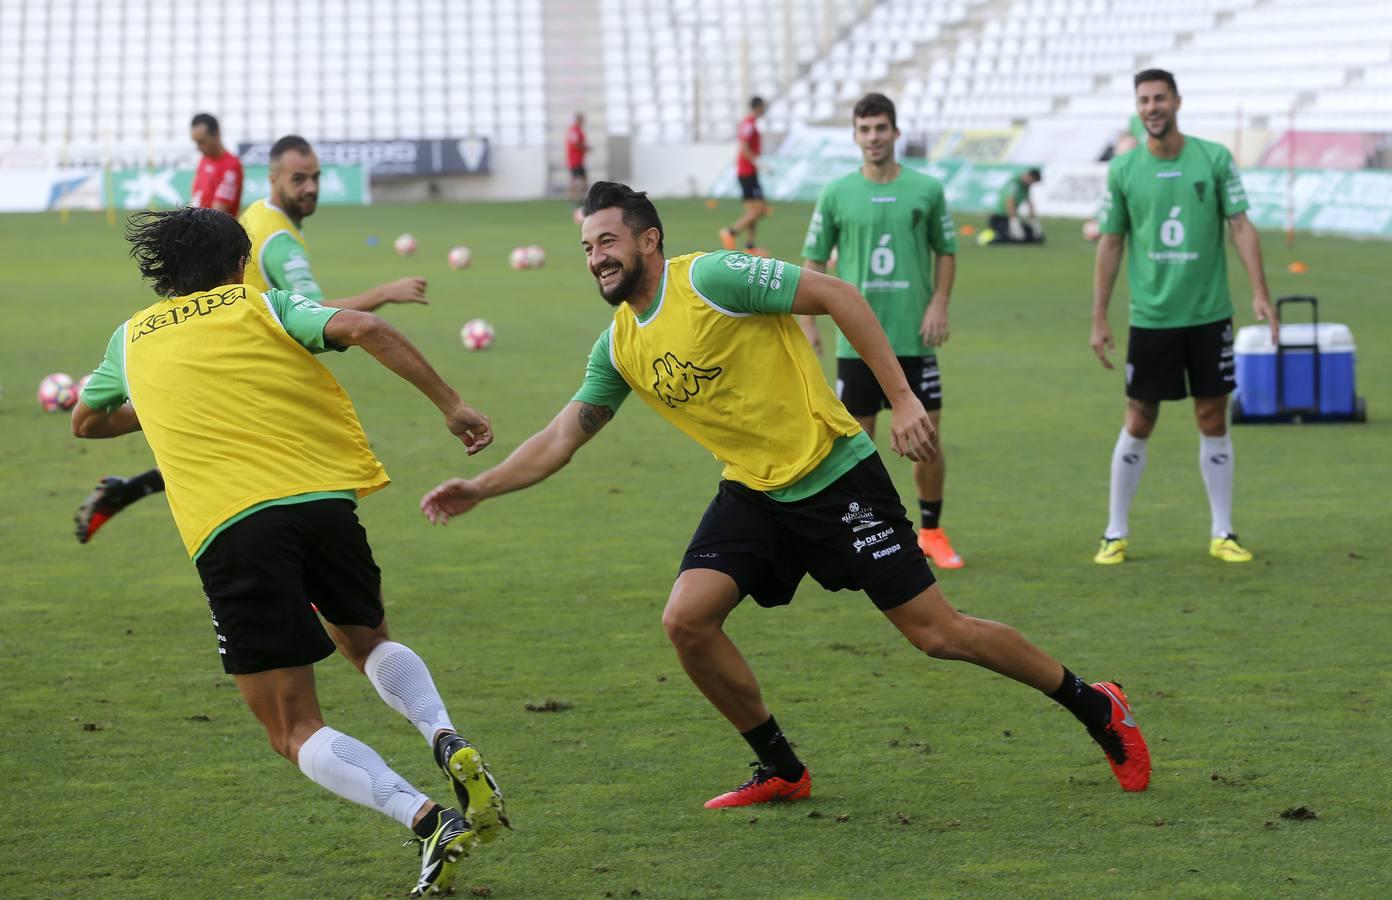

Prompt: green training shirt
[803,166,958,359]
[260,233,326,301]
[571,251,876,501]
[995,176,1029,215]
[1098,135,1249,329]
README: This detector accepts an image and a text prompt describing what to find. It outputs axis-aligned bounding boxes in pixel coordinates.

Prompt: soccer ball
[75,373,91,397]
[1082,219,1102,242]
[447,246,472,270]
[37,372,77,411]
[508,246,531,270]
[394,233,417,256]
[525,245,546,268]
[460,319,495,350]
[572,206,585,224]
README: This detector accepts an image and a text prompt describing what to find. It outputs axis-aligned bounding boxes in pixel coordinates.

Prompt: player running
[75,134,430,543]
[188,112,243,216]
[719,96,769,252]
[798,93,964,569]
[72,207,507,896]
[423,181,1151,808]
[1090,69,1277,565]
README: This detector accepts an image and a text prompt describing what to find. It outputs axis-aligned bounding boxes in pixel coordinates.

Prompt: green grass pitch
[1,199,1388,897]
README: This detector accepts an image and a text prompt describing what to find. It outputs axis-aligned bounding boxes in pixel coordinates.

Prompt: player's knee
[904,615,971,660]
[661,605,716,650]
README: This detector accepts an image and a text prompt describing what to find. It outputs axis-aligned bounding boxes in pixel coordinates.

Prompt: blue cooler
[1234,322,1358,419]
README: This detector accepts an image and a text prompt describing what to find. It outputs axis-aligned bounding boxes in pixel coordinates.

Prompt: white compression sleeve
[364,641,457,744]
[296,726,431,828]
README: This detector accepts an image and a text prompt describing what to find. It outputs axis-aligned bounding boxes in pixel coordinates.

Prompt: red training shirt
[736,115,761,177]
[190,151,244,216]
[566,125,587,169]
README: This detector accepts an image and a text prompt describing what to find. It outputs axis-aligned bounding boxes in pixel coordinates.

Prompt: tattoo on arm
[577,402,614,435]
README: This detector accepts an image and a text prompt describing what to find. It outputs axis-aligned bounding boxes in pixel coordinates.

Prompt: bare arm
[1090,233,1125,369]
[797,258,830,352]
[72,401,141,438]
[210,199,237,214]
[791,269,935,460]
[1228,212,1278,342]
[420,401,613,524]
[738,139,758,168]
[921,253,955,347]
[324,310,491,452]
[325,277,429,312]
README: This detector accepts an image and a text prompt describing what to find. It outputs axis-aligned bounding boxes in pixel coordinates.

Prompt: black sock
[127,468,165,497]
[1048,667,1111,731]
[919,499,943,530]
[411,802,443,839]
[741,715,803,780]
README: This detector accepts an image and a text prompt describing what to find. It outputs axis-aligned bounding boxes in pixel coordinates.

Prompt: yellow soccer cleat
[1093,537,1127,565]
[1209,534,1253,563]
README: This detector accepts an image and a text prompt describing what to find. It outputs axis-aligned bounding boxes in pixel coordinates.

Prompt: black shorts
[194,499,383,675]
[679,454,936,611]
[738,174,764,200]
[569,165,586,179]
[836,355,942,417]
[1126,317,1235,401]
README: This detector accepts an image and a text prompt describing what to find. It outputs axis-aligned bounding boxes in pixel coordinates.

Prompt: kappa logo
[652,352,721,407]
[1194,181,1207,202]
[131,286,246,341]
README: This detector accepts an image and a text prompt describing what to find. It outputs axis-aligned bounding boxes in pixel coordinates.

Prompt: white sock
[297,726,431,829]
[1199,432,1235,537]
[1105,427,1148,539]
[364,641,457,744]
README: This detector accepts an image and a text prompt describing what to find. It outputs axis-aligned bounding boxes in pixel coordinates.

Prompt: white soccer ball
[37,372,77,412]
[394,233,418,256]
[508,247,531,270]
[1082,219,1101,242]
[460,318,495,351]
[447,246,472,270]
[572,206,585,225]
[525,245,546,268]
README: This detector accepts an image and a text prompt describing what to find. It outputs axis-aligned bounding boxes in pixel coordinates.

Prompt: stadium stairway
[542,0,608,193]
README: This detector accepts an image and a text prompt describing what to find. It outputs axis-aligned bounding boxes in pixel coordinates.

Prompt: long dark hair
[125,208,251,297]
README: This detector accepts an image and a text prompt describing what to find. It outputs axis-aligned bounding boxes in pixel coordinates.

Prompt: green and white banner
[104,164,371,210]
[714,138,1392,239]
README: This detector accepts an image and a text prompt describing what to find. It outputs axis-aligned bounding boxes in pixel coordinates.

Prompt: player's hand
[1254,291,1279,344]
[888,396,937,462]
[920,301,950,347]
[1008,217,1026,241]
[1090,319,1115,369]
[445,402,493,454]
[798,317,823,355]
[379,277,429,304]
[420,478,484,525]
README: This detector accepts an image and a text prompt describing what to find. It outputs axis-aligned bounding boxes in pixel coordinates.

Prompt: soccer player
[798,93,964,569]
[72,207,507,896]
[422,181,1151,808]
[566,112,590,205]
[1090,69,1277,565]
[987,168,1044,244]
[719,96,768,252]
[74,135,429,542]
[188,112,243,216]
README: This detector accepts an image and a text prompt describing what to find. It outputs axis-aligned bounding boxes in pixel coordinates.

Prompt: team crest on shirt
[652,352,722,407]
[723,253,755,272]
[1194,182,1207,202]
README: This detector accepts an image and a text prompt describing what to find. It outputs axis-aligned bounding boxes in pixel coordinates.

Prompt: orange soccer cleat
[704,764,811,809]
[1088,682,1151,792]
[918,527,964,569]
[719,228,738,250]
